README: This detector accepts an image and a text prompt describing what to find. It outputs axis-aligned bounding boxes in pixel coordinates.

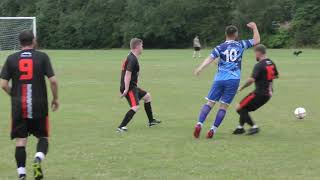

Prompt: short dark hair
[130,38,143,49]
[19,30,34,46]
[254,44,267,54]
[225,25,238,37]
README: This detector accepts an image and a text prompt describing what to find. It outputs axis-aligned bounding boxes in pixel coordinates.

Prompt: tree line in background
[0,0,319,49]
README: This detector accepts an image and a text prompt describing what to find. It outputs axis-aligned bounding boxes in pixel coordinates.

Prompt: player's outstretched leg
[207,104,228,139]
[15,138,27,180]
[143,93,161,127]
[33,137,49,180]
[118,106,139,132]
[194,101,214,138]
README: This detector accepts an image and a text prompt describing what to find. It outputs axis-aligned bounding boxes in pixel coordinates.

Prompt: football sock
[238,109,255,126]
[198,104,212,125]
[35,137,48,162]
[211,109,226,132]
[144,102,154,123]
[119,109,136,128]
[245,113,255,127]
[15,147,26,175]
[237,109,246,126]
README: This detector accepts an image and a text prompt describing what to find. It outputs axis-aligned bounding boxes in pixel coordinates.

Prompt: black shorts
[121,87,147,107]
[194,47,201,51]
[11,116,49,140]
[239,93,270,112]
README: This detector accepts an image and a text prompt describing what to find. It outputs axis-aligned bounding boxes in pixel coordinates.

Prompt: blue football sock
[212,109,227,131]
[198,104,212,124]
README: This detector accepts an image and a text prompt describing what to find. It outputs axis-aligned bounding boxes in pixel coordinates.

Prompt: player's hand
[51,99,59,112]
[120,89,129,98]
[194,68,202,76]
[247,22,257,30]
[238,87,243,93]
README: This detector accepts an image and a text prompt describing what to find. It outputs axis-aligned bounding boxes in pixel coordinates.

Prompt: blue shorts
[206,79,240,104]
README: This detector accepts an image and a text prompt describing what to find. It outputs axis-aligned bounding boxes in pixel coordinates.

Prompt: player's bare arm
[49,76,59,111]
[247,22,260,45]
[121,70,132,97]
[239,77,255,92]
[194,56,217,76]
[0,79,11,95]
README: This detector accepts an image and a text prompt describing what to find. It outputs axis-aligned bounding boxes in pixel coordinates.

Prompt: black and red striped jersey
[0,49,55,119]
[251,58,279,96]
[120,52,140,90]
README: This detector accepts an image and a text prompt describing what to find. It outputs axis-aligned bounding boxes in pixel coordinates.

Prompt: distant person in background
[193,35,202,58]
[0,30,59,180]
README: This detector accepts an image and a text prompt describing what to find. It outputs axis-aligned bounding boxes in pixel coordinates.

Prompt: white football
[294,107,306,119]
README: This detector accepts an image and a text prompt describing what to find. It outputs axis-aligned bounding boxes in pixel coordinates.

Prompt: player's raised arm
[247,22,260,45]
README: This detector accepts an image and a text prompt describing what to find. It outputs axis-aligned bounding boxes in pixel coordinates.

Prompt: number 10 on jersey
[223,49,238,62]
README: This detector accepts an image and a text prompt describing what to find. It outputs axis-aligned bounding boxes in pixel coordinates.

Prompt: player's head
[225,25,238,40]
[254,44,267,61]
[19,30,36,48]
[130,38,143,55]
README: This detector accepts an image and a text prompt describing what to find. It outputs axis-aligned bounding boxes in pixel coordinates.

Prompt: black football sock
[15,146,26,173]
[246,114,255,127]
[35,137,49,163]
[144,102,154,123]
[119,109,136,128]
[238,109,255,126]
[237,109,246,127]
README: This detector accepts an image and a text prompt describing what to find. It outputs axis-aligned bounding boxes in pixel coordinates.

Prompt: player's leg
[33,137,48,180]
[16,138,28,180]
[12,118,28,179]
[198,49,201,58]
[207,80,240,139]
[31,117,50,180]
[118,88,140,131]
[193,49,196,58]
[233,93,256,134]
[193,81,222,138]
[139,88,161,127]
[245,95,270,135]
[234,94,270,135]
[207,103,228,138]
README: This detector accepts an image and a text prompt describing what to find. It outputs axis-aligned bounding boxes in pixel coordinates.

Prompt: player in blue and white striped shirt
[193,22,260,139]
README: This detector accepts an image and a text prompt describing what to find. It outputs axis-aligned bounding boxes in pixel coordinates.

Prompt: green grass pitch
[0,49,319,180]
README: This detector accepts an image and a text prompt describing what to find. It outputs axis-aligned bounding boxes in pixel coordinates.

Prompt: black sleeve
[251,63,261,79]
[126,57,136,72]
[0,57,12,80]
[43,53,55,78]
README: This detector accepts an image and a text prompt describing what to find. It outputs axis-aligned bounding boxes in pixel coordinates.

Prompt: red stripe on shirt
[21,84,28,119]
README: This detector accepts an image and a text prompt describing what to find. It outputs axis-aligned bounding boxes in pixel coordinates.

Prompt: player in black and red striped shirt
[118,38,160,132]
[233,44,279,135]
[0,31,59,180]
